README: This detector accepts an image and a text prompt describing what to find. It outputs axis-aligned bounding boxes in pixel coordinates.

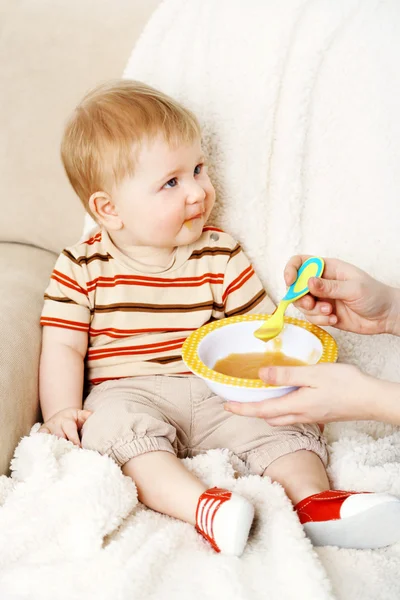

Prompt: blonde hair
[61,79,201,211]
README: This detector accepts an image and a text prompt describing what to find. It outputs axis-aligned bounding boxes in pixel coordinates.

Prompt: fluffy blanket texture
[7,0,400,598]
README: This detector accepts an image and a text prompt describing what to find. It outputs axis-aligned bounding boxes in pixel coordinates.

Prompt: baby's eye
[194,164,203,175]
[164,177,178,189]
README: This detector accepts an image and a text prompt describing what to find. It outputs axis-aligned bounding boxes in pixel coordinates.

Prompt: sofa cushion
[0,0,160,254]
[0,243,57,475]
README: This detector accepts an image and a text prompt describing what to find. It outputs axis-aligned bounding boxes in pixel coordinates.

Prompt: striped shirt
[40,226,274,385]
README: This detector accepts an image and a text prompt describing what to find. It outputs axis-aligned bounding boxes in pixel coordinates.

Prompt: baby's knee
[81,404,177,466]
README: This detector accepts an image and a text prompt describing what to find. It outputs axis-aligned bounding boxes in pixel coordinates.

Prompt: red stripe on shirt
[83,232,102,245]
[88,342,184,361]
[90,376,124,385]
[89,326,196,338]
[223,268,255,302]
[86,272,224,291]
[88,336,187,360]
[40,317,89,332]
[52,270,88,296]
[222,265,254,303]
[203,226,224,233]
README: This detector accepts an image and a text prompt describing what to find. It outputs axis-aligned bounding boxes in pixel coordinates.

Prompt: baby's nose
[187,184,206,204]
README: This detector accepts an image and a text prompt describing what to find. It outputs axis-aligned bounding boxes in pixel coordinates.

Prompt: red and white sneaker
[195,487,254,556]
[295,490,400,549]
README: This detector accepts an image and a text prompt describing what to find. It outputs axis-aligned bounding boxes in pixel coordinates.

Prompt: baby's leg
[264,449,329,505]
[123,453,253,555]
[82,376,254,555]
[123,450,206,524]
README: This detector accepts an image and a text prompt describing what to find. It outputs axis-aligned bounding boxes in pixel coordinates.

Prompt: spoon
[254,257,325,342]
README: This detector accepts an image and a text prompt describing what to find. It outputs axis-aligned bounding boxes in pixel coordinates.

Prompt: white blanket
[1,424,400,600]
[7,0,400,598]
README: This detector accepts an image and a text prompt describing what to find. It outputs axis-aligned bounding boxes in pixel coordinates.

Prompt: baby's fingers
[38,422,67,439]
[76,409,92,429]
[61,421,81,446]
[38,424,51,434]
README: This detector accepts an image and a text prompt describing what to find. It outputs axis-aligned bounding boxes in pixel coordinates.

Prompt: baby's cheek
[206,185,216,207]
[158,212,183,236]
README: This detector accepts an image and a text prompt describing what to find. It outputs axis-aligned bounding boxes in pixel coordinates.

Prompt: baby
[39,80,400,555]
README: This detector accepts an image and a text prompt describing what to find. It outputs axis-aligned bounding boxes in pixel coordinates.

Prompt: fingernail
[329,315,337,324]
[321,305,330,314]
[224,404,232,412]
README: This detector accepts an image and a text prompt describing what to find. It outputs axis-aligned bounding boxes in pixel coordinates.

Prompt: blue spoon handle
[283,257,325,302]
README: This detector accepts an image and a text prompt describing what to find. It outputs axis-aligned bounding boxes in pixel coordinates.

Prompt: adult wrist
[385,287,400,336]
[353,372,380,421]
[363,377,400,425]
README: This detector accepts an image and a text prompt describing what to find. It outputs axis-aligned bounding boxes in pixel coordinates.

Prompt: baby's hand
[39,407,92,446]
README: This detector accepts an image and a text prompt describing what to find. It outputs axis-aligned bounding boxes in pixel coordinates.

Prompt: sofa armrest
[0,243,56,475]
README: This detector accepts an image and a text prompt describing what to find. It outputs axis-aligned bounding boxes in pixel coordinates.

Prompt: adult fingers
[259,366,319,388]
[284,255,311,286]
[308,277,355,301]
[263,414,301,426]
[296,313,338,326]
[224,393,302,420]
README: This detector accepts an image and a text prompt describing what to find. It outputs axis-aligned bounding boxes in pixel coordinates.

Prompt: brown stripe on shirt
[44,294,78,304]
[93,301,224,314]
[188,243,241,260]
[147,355,182,364]
[225,289,267,317]
[63,249,113,265]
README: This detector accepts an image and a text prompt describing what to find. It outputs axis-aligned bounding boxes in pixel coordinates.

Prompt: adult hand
[38,407,92,446]
[224,363,378,426]
[285,256,400,335]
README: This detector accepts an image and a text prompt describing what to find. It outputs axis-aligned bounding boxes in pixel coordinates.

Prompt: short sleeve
[40,250,91,333]
[222,245,275,317]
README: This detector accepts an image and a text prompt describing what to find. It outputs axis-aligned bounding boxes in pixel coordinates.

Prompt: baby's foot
[195,487,254,556]
[296,490,400,549]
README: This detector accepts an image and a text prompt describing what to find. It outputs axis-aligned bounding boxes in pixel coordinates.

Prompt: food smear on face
[213,351,306,379]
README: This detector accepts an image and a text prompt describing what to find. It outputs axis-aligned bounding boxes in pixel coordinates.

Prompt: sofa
[0,0,161,475]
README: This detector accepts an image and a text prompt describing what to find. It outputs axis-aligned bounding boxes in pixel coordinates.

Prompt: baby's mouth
[184,213,203,229]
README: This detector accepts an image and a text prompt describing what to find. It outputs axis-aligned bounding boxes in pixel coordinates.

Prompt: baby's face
[112,135,215,248]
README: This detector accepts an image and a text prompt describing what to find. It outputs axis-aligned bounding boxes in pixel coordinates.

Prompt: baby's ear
[89,191,122,231]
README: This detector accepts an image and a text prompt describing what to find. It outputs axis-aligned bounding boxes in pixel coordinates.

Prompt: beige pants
[81,375,328,475]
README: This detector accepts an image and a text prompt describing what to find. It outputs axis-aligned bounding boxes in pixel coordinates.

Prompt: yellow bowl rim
[181,314,338,389]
